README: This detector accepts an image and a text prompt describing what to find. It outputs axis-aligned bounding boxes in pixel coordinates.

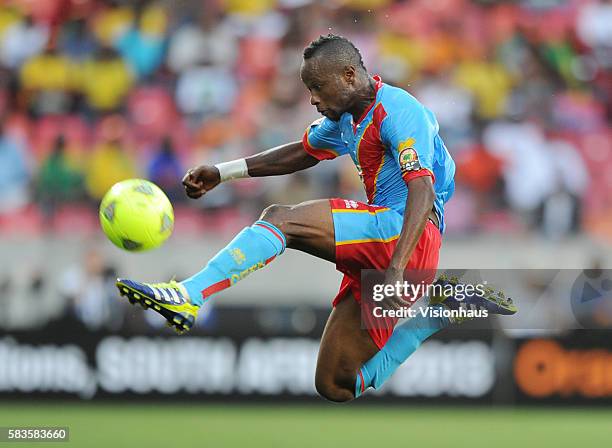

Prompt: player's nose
[310,94,320,106]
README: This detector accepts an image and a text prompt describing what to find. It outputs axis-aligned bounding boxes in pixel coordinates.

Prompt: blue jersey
[302,76,455,233]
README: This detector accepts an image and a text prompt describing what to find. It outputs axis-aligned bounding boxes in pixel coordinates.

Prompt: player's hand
[182,165,221,199]
[383,268,411,311]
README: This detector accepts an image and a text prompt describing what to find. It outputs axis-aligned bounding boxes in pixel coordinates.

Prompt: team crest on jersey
[398,138,421,172]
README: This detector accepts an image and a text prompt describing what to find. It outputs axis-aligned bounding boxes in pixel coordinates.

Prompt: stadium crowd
[0,0,610,239]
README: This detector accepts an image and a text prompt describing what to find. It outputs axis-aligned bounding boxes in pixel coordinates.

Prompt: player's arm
[246,141,320,176]
[385,176,435,299]
[182,141,319,199]
[391,177,435,275]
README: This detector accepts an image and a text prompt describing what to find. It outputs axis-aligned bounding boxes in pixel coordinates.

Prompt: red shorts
[329,198,442,349]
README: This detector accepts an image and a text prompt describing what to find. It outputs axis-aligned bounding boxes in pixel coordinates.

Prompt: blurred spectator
[577,0,612,56]
[85,135,138,201]
[36,135,85,219]
[91,0,134,47]
[0,7,21,38]
[167,14,238,73]
[175,64,238,119]
[454,56,513,120]
[537,136,588,239]
[19,47,76,115]
[483,120,557,217]
[455,140,504,211]
[79,46,133,115]
[0,14,48,69]
[114,5,167,80]
[146,136,185,202]
[57,18,98,61]
[415,70,474,146]
[59,247,122,331]
[0,117,30,214]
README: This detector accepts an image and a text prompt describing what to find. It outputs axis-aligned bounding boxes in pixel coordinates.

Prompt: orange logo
[514,340,612,398]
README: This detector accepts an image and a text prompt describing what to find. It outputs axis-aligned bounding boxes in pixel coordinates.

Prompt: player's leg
[256,199,336,262]
[315,290,379,403]
[116,199,336,332]
[354,277,517,397]
[179,199,335,301]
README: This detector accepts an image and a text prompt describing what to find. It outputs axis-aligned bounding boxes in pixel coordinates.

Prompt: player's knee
[315,378,354,403]
[315,357,362,402]
[259,204,294,236]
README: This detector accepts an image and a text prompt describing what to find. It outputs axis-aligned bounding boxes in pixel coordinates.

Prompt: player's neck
[348,76,377,123]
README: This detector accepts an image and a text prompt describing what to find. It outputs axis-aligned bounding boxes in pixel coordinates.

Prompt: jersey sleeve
[302,117,348,161]
[380,104,437,184]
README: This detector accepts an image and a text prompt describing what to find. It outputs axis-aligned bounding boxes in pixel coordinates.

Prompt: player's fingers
[185,188,204,199]
[183,183,198,194]
[182,169,201,187]
[182,176,199,189]
[181,170,193,184]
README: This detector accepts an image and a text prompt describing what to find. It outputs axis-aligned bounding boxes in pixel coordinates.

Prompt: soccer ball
[99,179,174,252]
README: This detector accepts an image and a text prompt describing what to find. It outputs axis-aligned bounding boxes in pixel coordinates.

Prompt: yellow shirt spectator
[0,7,20,37]
[139,5,168,36]
[20,50,76,92]
[92,5,133,46]
[79,50,133,112]
[454,60,513,119]
[377,32,426,82]
[222,0,276,16]
[338,0,391,10]
[85,141,139,200]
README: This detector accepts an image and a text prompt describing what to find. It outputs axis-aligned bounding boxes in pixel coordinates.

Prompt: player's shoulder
[378,82,423,114]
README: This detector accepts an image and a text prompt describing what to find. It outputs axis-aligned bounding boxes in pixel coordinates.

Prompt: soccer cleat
[116,278,198,334]
[428,274,517,323]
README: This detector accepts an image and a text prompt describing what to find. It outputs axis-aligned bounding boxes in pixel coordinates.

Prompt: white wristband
[215,159,249,182]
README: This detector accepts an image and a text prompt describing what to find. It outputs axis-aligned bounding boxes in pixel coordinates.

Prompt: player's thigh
[259,199,335,262]
[315,292,379,391]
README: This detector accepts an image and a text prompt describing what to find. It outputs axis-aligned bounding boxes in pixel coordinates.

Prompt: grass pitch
[1,403,610,448]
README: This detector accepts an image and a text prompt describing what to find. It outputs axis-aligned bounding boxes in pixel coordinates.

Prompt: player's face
[300,59,355,122]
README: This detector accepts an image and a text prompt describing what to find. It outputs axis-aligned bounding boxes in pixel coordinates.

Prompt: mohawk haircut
[303,34,367,72]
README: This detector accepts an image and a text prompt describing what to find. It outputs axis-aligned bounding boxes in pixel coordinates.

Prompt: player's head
[301,34,368,121]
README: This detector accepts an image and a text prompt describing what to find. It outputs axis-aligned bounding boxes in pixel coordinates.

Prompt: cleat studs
[144,299,152,305]
[122,288,129,293]
[173,316,182,324]
[154,305,161,311]
[134,294,140,299]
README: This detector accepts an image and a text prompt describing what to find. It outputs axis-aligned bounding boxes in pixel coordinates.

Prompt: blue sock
[181,220,286,306]
[355,305,450,397]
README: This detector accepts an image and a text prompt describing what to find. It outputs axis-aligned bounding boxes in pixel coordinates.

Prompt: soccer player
[117,34,516,402]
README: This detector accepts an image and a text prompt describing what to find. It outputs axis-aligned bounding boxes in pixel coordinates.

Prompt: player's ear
[343,65,356,85]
